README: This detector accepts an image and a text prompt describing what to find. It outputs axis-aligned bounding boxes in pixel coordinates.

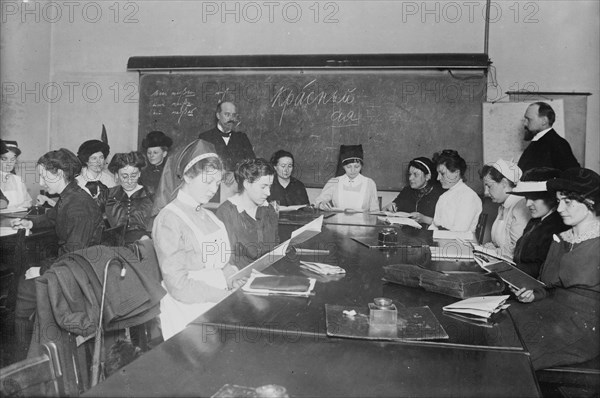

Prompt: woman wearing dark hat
[510,167,600,370]
[216,158,279,269]
[0,140,32,209]
[480,159,530,258]
[75,139,116,199]
[510,167,568,278]
[430,149,482,232]
[140,131,173,197]
[383,156,445,226]
[314,145,379,212]
[99,151,153,244]
[152,140,245,340]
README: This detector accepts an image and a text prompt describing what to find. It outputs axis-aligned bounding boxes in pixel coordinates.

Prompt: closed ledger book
[242,274,316,297]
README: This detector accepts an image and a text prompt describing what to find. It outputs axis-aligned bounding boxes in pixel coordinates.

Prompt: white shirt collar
[532,128,552,141]
[447,179,465,191]
[177,189,200,208]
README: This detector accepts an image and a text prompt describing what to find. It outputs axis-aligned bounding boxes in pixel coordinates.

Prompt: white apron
[336,174,368,211]
[159,203,231,340]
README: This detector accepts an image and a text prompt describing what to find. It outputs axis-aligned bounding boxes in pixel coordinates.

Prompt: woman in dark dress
[267,149,309,210]
[216,158,279,268]
[140,131,173,197]
[510,167,568,278]
[101,151,153,244]
[511,168,600,370]
[384,156,445,226]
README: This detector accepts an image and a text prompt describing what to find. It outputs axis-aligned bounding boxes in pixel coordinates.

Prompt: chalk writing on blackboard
[270,79,357,126]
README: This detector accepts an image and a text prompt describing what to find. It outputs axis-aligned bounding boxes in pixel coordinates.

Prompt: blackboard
[137,70,486,191]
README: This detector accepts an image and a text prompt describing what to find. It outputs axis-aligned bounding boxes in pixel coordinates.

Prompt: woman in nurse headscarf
[152,140,246,340]
[314,145,379,212]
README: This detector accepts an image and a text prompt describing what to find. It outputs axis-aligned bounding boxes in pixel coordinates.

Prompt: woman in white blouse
[430,149,482,232]
[0,140,32,209]
[315,145,379,212]
[481,159,530,258]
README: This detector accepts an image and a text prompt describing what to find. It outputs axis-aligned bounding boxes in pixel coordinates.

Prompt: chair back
[100,224,126,247]
[0,342,64,397]
[475,213,488,244]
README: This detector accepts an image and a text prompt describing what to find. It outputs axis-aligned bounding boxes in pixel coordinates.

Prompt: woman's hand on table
[409,212,431,225]
[10,218,33,230]
[317,202,333,211]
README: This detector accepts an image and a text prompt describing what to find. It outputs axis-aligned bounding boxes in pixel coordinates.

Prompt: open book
[443,295,510,319]
[474,253,546,291]
[231,215,323,280]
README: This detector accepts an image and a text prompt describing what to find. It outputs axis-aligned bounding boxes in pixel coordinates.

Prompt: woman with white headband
[383,156,445,226]
[480,159,530,258]
[152,140,246,340]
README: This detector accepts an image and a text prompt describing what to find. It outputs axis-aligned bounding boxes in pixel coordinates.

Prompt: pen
[294,248,330,255]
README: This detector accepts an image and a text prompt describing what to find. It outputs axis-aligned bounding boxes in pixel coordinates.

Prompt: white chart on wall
[482,100,565,165]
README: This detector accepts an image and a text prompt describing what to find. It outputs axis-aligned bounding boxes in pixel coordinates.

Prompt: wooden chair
[100,224,126,247]
[0,342,64,397]
[475,213,488,244]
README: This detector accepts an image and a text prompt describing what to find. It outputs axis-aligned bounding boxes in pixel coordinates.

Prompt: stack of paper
[442,295,510,319]
[377,216,422,229]
[299,261,345,275]
[242,274,316,297]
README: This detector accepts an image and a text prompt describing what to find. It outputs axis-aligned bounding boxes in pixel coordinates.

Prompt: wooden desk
[84,323,540,398]
[194,225,522,350]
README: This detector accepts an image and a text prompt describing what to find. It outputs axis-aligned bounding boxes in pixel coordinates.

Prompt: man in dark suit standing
[199,101,255,202]
[517,102,580,172]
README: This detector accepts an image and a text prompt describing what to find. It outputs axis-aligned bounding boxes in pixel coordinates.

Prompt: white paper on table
[433,230,476,241]
[378,216,422,229]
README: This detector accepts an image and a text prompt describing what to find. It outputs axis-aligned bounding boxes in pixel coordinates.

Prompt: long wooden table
[85,322,540,397]
[84,218,541,397]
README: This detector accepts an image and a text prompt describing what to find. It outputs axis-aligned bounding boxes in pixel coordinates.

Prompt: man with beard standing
[517,102,579,172]
[199,101,255,202]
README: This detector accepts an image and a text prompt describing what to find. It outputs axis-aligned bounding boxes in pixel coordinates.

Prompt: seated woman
[100,151,153,244]
[430,149,482,232]
[510,167,568,278]
[0,140,32,209]
[152,140,245,340]
[384,156,445,225]
[75,139,116,200]
[481,159,530,258]
[216,158,279,268]
[140,130,173,197]
[314,145,379,212]
[10,148,103,359]
[511,168,600,370]
[267,149,309,210]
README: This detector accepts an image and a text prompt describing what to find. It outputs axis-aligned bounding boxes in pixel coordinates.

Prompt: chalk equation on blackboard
[270,79,357,126]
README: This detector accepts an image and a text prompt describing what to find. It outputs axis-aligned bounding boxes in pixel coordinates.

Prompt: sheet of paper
[379,216,422,229]
[278,204,307,212]
[433,230,476,241]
